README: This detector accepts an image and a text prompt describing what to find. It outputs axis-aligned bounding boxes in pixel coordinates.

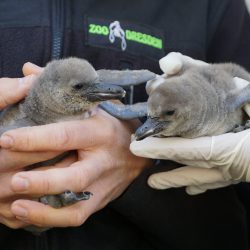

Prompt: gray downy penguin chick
[0,57,123,233]
[101,63,250,140]
[0,58,126,129]
[135,63,250,140]
[0,57,155,233]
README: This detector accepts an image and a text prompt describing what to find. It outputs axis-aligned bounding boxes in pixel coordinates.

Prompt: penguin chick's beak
[134,117,169,141]
[85,83,126,102]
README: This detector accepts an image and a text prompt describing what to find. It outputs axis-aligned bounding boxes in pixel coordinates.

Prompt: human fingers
[130,136,213,165]
[185,180,235,195]
[0,149,64,172]
[131,131,250,167]
[0,116,112,151]
[159,52,208,75]
[0,154,76,228]
[233,77,250,116]
[0,215,29,229]
[0,170,20,199]
[11,153,105,195]
[0,180,33,231]
[11,169,122,228]
[22,62,43,76]
[0,199,30,229]
[0,156,75,227]
[0,75,35,110]
[148,166,226,190]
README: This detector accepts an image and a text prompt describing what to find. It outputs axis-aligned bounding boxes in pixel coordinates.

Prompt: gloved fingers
[210,129,250,160]
[130,136,213,162]
[159,52,208,75]
[148,166,225,190]
[185,180,234,195]
[244,103,250,117]
[234,77,250,90]
[233,77,250,116]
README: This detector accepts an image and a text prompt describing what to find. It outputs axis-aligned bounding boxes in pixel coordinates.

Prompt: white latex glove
[130,130,250,195]
[130,52,250,195]
[145,52,208,94]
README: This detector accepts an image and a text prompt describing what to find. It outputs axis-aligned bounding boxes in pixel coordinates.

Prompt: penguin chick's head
[135,78,196,140]
[39,58,125,115]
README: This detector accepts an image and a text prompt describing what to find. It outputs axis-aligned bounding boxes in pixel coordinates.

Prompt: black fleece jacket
[0,1,250,250]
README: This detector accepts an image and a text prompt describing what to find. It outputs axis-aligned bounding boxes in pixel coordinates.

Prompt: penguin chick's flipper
[228,83,250,112]
[97,69,156,87]
[99,101,147,120]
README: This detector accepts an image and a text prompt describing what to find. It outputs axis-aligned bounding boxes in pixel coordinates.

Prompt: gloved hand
[130,129,250,195]
[130,52,250,195]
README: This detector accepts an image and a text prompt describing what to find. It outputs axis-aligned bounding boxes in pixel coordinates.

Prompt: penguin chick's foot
[59,190,93,206]
[232,120,250,133]
[40,191,93,208]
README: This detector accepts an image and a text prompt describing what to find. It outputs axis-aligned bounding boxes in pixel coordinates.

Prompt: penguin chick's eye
[165,110,175,116]
[73,83,84,90]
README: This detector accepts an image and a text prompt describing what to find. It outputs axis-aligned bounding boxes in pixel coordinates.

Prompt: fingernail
[12,176,29,192]
[0,135,14,148]
[24,62,39,69]
[12,205,28,217]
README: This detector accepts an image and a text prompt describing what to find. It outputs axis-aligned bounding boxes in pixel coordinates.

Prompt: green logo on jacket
[88,21,163,50]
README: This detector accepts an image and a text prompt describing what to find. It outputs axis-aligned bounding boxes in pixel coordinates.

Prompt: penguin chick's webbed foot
[97,69,156,87]
[40,191,93,208]
[59,190,93,206]
[99,101,148,120]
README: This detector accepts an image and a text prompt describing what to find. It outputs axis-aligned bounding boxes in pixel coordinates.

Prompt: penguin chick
[0,57,155,212]
[0,57,126,130]
[0,58,129,233]
[135,63,250,140]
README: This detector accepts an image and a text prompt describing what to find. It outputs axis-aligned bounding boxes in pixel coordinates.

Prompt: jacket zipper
[51,0,65,59]
[34,1,66,248]
[32,1,65,250]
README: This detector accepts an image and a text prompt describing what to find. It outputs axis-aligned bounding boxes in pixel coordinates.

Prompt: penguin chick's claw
[97,69,156,87]
[99,101,147,120]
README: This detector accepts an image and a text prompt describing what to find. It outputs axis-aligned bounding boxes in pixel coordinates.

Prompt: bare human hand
[0,63,43,228]
[0,62,66,229]
[0,108,151,228]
